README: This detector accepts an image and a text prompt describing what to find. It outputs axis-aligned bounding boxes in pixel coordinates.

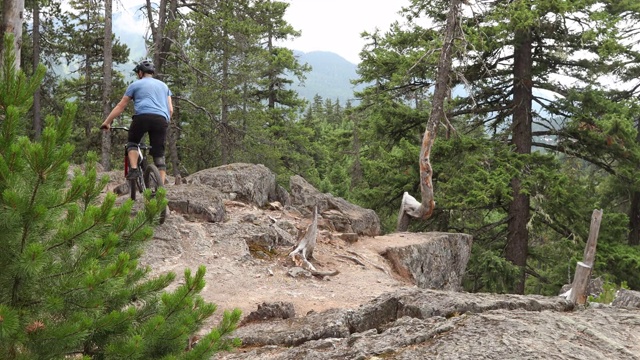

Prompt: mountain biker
[101,59,173,185]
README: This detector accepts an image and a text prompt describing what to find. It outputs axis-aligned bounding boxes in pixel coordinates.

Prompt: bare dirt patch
[142,201,416,323]
[99,170,418,327]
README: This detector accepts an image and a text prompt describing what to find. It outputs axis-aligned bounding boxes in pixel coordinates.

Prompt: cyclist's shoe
[126,167,141,180]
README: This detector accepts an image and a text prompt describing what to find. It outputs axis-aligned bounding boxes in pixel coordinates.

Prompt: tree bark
[101,0,113,170]
[629,192,640,246]
[32,2,42,139]
[628,119,640,246]
[145,0,180,174]
[569,209,603,304]
[505,27,534,294]
[169,97,182,183]
[221,34,232,165]
[1,0,25,70]
[397,0,459,231]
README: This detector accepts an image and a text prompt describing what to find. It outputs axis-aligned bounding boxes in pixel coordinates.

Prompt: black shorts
[128,114,169,158]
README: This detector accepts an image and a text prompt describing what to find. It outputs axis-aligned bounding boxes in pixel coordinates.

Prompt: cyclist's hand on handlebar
[100,123,110,130]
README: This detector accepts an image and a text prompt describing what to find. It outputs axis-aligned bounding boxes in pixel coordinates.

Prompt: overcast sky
[111,0,408,65]
[280,0,408,63]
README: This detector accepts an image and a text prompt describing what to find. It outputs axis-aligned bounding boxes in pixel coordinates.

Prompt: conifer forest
[2,0,640,357]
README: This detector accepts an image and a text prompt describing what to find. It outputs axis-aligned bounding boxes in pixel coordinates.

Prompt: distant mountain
[290,51,365,105]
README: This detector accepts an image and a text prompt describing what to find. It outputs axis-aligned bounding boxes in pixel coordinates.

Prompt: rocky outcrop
[240,302,296,325]
[98,164,640,360]
[381,232,472,291]
[174,165,381,238]
[215,288,640,360]
[612,289,640,308]
[166,184,226,222]
[187,163,279,207]
[290,175,381,236]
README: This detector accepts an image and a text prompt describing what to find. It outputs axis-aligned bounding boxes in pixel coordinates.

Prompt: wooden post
[568,209,603,304]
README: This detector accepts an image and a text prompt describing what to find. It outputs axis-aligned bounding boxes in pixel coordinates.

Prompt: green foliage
[464,246,522,294]
[0,35,46,115]
[596,242,640,290]
[174,0,309,175]
[345,0,640,295]
[588,281,629,304]
[56,0,130,160]
[0,39,239,359]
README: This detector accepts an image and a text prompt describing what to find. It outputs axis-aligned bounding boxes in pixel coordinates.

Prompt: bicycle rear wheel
[144,164,167,224]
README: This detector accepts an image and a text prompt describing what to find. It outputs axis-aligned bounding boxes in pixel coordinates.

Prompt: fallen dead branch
[289,206,318,270]
[309,269,340,278]
[337,255,366,267]
[347,250,389,275]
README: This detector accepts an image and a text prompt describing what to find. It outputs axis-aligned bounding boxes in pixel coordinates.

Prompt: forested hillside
[2,0,640,301]
[290,50,364,104]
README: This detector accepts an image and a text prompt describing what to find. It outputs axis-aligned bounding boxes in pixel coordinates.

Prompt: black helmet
[133,60,155,74]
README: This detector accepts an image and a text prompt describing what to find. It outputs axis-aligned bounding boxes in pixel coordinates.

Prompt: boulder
[289,175,381,236]
[377,232,472,291]
[559,276,604,299]
[187,163,280,207]
[612,289,640,308]
[241,302,296,325]
[165,184,226,222]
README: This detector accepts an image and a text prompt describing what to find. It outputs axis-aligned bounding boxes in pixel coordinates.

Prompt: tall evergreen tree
[175,0,313,177]
[0,35,241,359]
[58,0,129,160]
[352,0,640,293]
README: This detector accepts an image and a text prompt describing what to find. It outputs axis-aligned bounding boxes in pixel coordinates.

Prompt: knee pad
[154,156,166,170]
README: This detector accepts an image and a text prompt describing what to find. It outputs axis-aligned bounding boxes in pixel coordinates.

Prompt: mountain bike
[109,126,167,224]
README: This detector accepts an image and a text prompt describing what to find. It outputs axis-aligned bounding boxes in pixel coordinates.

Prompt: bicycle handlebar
[109,126,130,131]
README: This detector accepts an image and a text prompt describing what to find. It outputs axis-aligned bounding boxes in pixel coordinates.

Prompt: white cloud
[280,0,408,64]
[106,0,408,65]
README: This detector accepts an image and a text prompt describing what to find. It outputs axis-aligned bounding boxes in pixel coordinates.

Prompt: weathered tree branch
[397,0,460,231]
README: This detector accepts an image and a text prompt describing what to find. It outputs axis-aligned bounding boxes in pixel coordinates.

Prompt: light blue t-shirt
[124,77,172,121]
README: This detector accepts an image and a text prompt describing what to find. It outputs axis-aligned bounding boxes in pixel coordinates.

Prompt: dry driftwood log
[288,206,339,278]
[397,0,461,232]
[289,206,318,269]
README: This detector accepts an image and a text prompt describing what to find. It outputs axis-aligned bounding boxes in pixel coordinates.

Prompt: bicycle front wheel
[144,164,167,224]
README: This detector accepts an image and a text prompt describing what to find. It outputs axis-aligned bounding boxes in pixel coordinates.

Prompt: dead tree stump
[569,209,603,304]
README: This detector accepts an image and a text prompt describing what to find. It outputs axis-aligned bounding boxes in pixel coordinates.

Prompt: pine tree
[0,34,240,359]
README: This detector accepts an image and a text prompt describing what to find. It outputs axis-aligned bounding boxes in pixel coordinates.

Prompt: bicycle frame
[109,125,167,223]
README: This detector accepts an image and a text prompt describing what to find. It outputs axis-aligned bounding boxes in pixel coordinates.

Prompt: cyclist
[101,59,173,185]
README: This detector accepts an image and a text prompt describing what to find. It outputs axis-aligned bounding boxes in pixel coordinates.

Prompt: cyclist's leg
[127,116,148,173]
[148,116,169,185]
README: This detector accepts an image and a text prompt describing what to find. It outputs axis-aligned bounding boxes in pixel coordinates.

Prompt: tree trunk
[505,27,534,294]
[629,191,640,246]
[220,35,232,165]
[145,0,159,55]
[1,0,25,70]
[146,0,180,174]
[169,97,182,183]
[397,0,459,231]
[628,119,640,246]
[32,3,42,139]
[101,0,113,170]
[146,0,176,78]
[82,6,92,153]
